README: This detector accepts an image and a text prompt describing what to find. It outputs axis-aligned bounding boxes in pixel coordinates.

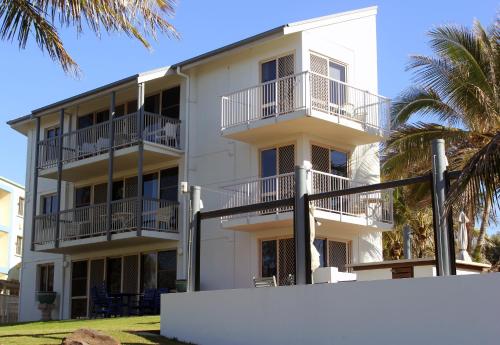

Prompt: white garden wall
[161,273,500,345]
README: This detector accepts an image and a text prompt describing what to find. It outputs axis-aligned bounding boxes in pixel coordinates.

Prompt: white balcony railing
[37,112,181,169]
[218,170,393,224]
[33,198,179,245]
[221,71,390,133]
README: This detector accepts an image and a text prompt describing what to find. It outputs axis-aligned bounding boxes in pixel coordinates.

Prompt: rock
[61,328,120,345]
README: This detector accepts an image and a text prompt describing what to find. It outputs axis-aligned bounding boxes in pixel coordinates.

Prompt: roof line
[0,176,25,190]
[172,24,286,69]
[31,74,138,115]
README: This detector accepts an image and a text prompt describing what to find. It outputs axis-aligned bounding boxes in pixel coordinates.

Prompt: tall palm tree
[383,19,500,259]
[0,0,177,75]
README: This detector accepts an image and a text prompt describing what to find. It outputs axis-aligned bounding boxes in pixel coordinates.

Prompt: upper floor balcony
[217,170,393,232]
[221,71,390,145]
[33,197,179,254]
[37,111,182,182]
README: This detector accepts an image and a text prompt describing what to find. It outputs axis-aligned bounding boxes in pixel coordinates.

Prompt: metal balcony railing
[37,112,181,169]
[217,170,393,224]
[221,71,390,134]
[33,198,179,245]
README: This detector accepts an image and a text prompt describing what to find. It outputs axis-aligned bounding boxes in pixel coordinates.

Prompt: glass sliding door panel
[140,253,157,292]
[157,250,176,290]
[261,240,277,278]
[106,257,122,294]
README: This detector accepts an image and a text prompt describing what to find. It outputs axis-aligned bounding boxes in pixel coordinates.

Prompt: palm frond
[391,87,462,127]
[382,123,473,179]
[0,0,78,74]
[447,132,500,214]
[0,0,178,74]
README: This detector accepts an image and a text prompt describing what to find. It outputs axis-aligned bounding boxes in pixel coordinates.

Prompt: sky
[0,0,498,227]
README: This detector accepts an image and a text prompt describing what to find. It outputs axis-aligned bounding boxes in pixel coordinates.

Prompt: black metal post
[137,83,144,236]
[55,109,64,248]
[188,185,201,292]
[30,116,41,251]
[106,91,116,241]
[430,180,441,276]
[294,165,310,285]
[431,139,451,276]
[445,170,457,275]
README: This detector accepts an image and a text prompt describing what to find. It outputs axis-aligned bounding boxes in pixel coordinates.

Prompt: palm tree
[383,19,500,260]
[0,0,177,75]
[383,188,434,260]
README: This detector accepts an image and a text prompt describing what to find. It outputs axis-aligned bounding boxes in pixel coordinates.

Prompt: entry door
[261,54,295,116]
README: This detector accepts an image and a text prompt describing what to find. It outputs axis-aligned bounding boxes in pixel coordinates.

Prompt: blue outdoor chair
[89,282,123,318]
[154,288,169,314]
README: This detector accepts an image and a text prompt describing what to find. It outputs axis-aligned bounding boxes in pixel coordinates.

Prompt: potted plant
[36,291,57,321]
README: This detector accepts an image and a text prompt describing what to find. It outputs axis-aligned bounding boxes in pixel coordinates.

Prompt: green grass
[0,316,187,345]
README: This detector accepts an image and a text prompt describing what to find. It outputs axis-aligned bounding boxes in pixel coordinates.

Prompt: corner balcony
[218,170,393,232]
[33,198,179,254]
[221,71,390,145]
[37,112,182,182]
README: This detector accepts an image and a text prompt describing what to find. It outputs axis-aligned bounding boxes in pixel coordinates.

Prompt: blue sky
[0,1,498,220]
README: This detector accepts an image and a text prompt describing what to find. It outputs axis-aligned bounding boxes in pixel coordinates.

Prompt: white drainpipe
[176,66,191,280]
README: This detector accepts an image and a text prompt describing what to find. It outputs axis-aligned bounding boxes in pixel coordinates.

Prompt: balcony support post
[187,185,201,292]
[294,165,311,285]
[106,91,116,241]
[31,116,41,250]
[137,83,145,236]
[55,108,65,248]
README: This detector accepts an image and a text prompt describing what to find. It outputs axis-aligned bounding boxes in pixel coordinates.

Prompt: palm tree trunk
[473,197,492,261]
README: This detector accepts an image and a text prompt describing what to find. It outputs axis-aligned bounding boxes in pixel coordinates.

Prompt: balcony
[33,197,179,253]
[37,112,182,182]
[221,71,390,144]
[218,170,393,231]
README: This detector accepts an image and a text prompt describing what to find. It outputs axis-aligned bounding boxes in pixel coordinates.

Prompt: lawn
[0,316,187,345]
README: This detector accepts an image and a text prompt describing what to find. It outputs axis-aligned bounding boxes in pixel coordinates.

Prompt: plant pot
[36,291,57,304]
[175,279,187,292]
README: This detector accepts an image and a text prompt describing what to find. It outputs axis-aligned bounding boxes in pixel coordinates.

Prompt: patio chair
[253,276,277,288]
[135,288,157,315]
[89,283,122,318]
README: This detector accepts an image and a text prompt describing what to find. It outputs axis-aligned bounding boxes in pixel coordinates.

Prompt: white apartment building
[0,177,24,282]
[9,7,393,321]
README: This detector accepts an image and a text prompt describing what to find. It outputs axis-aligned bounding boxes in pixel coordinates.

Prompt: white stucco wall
[162,273,500,345]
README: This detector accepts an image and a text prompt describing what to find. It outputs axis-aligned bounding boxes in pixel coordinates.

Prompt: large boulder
[61,328,120,345]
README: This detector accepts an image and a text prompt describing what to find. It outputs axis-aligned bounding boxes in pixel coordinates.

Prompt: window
[77,110,110,129]
[45,127,60,162]
[41,194,58,215]
[141,253,157,292]
[144,94,160,113]
[260,54,295,116]
[260,145,295,203]
[38,263,54,292]
[75,186,91,208]
[162,86,180,119]
[160,167,179,201]
[311,145,349,178]
[157,250,176,291]
[15,236,22,255]
[18,197,24,217]
[261,240,277,278]
[260,238,295,285]
[310,53,348,112]
[106,257,122,294]
[71,260,88,319]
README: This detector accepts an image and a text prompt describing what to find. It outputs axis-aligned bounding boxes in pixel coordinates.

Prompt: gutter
[176,66,191,280]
